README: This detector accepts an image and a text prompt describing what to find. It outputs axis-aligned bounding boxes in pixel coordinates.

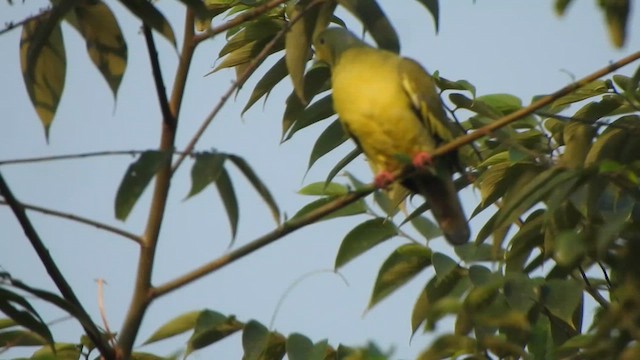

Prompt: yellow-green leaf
[20,17,66,139]
[308,119,349,170]
[187,152,227,199]
[285,0,320,102]
[215,168,239,242]
[143,310,201,345]
[120,0,176,47]
[337,0,399,53]
[115,150,171,220]
[335,218,398,269]
[368,244,432,309]
[74,1,127,96]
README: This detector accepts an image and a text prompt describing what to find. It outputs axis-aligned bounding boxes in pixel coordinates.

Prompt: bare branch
[0,199,141,244]
[0,7,51,36]
[143,25,175,130]
[0,172,115,359]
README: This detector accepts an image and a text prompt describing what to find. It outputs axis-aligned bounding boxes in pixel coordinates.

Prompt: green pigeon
[313,27,470,245]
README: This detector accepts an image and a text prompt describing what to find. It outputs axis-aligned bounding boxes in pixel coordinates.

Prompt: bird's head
[313,27,367,68]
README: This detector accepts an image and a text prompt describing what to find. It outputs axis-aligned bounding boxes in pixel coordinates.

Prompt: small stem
[0,199,141,244]
[143,25,175,130]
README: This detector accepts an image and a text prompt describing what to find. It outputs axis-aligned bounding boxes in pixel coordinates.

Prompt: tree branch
[153,50,640,299]
[143,25,175,130]
[0,199,141,244]
[117,10,197,358]
[0,7,51,36]
[172,0,325,173]
[193,0,289,44]
[0,172,115,359]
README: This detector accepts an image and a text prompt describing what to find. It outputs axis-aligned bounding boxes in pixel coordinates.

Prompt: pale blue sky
[1,1,639,359]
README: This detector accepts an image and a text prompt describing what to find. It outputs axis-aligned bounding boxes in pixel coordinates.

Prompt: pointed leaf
[290,196,366,223]
[31,343,81,360]
[432,252,457,281]
[228,154,280,223]
[20,17,66,138]
[324,147,362,185]
[143,310,201,345]
[0,330,48,347]
[337,0,399,52]
[215,168,239,241]
[187,152,227,198]
[550,80,610,109]
[369,244,432,308]
[410,216,442,240]
[298,182,349,196]
[308,119,349,170]
[120,0,176,46]
[555,0,574,15]
[0,288,53,347]
[541,279,582,328]
[243,56,288,114]
[285,0,320,101]
[74,1,127,96]
[415,0,439,33]
[335,218,398,269]
[0,319,17,330]
[282,65,331,139]
[186,310,243,356]
[242,320,270,360]
[285,95,335,140]
[599,0,629,48]
[115,150,171,220]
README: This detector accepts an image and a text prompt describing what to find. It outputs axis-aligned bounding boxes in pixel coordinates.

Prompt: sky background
[1,1,640,359]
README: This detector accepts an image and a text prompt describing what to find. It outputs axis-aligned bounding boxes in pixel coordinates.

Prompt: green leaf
[187,152,227,199]
[308,119,349,170]
[0,318,17,330]
[495,167,577,230]
[228,154,280,224]
[505,210,544,273]
[454,243,502,263]
[219,19,283,57]
[115,150,171,220]
[243,56,288,114]
[503,273,537,313]
[143,310,200,345]
[335,218,398,269]
[448,93,502,119]
[337,0,399,53]
[553,230,585,267]
[31,343,80,360]
[213,37,285,73]
[0,288,53,347]
[432,72,476,97]
[299,182,349,196]
[0,330,47,347]
[550,80,610,109]
[285,0,320,102]
[369,244,432,309]
[215,168,239,241]
[599,0,629,48]
[290,195,366,223]
[410,216,442,240]
[242,320,270,360]
[73,1,127,96]
[541,279,583,328]
[286,333,313,360]
[555,0,574,15]
[119,0,176,47]
[417,334,475,360]
[476,93,522,115]
[282,65,331,139]
[20,17,66,139]
[186,310,243,356]
[415,0,439,33]
[285,95,335,140]
[432,252,457,281]
[324,147,361,185]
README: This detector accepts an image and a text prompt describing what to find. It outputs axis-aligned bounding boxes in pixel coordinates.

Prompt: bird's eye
[319,37,325,45]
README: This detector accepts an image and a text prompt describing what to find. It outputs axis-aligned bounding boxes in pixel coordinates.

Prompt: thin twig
[143,25,176,130]
[0,199,141,244]
[576,267,609,309]
[172,0,325,174]
[0,7,51,36]
[153,50,640,299]
[193,0,289,44]
[0,172,115,359]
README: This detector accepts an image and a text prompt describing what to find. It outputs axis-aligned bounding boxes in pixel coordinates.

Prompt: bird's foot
[412,151,433,169]
[374,171,395,189]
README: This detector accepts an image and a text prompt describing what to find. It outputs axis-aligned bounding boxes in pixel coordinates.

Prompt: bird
[312,27,470,245]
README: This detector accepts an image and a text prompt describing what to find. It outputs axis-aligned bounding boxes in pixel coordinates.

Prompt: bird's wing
[398,58,457,145]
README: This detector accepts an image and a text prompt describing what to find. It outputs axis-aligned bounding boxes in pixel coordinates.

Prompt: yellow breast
[331,48,437,173]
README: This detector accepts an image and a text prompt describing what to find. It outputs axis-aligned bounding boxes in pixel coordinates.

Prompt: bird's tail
[404,172,470,245]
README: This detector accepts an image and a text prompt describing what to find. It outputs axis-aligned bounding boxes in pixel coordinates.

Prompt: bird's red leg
[374,171,395,189]
[412,151,433,169]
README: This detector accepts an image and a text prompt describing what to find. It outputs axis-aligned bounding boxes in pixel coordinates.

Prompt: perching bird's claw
[374,172,395,189]
[412,151,433,169]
